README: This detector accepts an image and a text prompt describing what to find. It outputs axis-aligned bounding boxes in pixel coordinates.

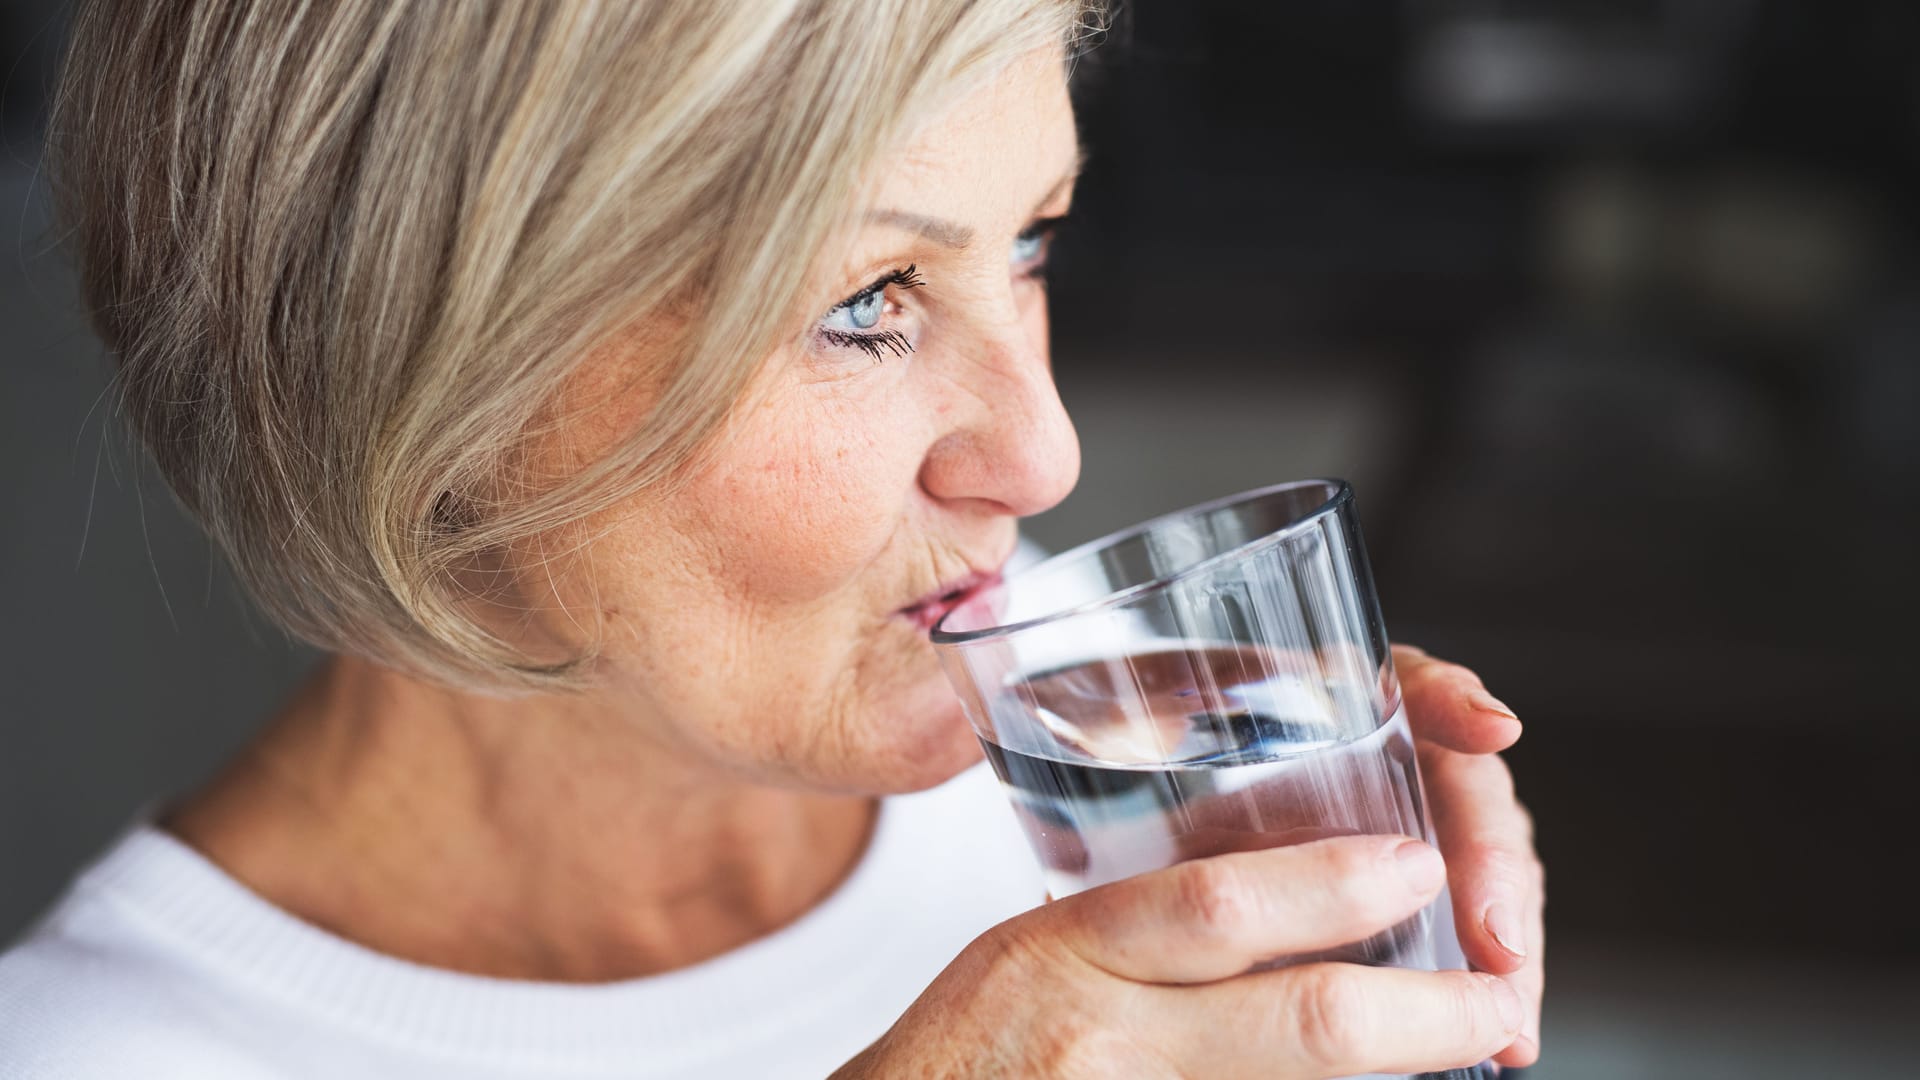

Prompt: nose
[918,324,1081,518]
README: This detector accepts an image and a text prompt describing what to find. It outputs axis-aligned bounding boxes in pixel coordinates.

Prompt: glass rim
[930,477,1353,647]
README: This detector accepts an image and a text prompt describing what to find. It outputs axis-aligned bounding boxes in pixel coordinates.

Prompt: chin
[860,678,986,795]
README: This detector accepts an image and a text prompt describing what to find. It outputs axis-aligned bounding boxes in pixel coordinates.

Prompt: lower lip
[899,577,999,632]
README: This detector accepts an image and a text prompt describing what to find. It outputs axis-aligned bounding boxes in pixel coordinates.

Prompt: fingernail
[1393,840,1445,892]
[1469,689,1517,720]
[1484,902,1527,958]
[1483,974,1523,1033]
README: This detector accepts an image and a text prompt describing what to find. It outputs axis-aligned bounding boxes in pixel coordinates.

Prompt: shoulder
[0,882,283,1080]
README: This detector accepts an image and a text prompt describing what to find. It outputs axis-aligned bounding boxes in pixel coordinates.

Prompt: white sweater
[0,763,1045,1079]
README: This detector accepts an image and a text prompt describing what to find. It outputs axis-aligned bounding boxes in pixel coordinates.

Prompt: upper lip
[897,552,1013,627]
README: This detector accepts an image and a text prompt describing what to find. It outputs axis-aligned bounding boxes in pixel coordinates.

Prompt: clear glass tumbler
[932,479,1478,1080]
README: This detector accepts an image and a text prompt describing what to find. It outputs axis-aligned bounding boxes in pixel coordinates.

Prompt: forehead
[869,47,1078,220]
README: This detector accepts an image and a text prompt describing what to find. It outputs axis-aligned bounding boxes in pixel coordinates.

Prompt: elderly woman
[0,2,1544,1077]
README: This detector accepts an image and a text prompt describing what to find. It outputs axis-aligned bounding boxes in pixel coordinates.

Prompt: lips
[897,567,1004,632]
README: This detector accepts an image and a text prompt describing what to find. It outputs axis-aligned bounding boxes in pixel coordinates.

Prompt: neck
[164,654,878,982]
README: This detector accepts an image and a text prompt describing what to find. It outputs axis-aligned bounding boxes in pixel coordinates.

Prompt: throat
[161,655,882,982]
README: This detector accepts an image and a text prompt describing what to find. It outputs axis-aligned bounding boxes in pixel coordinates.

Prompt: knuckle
[1323,835,1383,878]
[1171,859,1257,945]
[1413,659,1476,690]
[1322,841,1405,923]
[972,919,1072,991]
[1289,968,1371,1069]
[1512,797,1537,844]
[1479,755,1519,803]
[1473,846,1535,894]
[1453,975,1505,1043]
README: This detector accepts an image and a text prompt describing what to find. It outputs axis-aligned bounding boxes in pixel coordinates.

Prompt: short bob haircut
[49,0,1106,692]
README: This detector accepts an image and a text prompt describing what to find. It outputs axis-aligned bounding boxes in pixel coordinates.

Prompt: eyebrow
[862,149,1086,251]
[864,209,976,249]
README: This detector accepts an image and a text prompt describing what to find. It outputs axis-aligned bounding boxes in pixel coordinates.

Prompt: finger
[1421,744,1535,977]
[1394,645,1521,754]
[1057,835,1448,984]
[1159,963,1524,1079]
[1492,856,1546,1068]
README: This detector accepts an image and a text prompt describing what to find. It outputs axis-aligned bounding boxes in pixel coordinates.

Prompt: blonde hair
[49,0,1106,691]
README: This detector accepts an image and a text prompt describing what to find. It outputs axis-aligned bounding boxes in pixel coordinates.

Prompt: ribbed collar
[68,792,926,1070]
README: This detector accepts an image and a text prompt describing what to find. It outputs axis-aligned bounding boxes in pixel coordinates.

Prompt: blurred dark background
[5,2,1917,1075]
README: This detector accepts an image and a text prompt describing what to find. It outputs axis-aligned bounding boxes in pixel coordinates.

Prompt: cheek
[1024,281,1051,354]
[693,386,923,606]
[609,380,977,791]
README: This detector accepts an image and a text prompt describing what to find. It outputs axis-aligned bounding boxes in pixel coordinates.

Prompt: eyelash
[819,326,915,362]
[813,214,1065,365]
[1015,217,1066,281]
[818,264,926,363]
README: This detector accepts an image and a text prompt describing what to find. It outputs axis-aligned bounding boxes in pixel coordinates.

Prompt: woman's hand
[836,834,1525,1078]
[1393,643,1545,1069]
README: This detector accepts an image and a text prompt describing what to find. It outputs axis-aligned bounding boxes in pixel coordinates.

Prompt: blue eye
[814,265,924,364]
[1012,228,1046,265]
[1012,216,1066,274]
[823,285,886,331]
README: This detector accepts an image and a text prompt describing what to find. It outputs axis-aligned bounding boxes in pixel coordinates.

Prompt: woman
[0,2,1544,1077]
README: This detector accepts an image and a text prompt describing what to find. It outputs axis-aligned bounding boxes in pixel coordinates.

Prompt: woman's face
[549,48,1082,794]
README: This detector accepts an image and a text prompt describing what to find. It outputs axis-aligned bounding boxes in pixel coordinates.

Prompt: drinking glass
[932,479,1480,1080]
